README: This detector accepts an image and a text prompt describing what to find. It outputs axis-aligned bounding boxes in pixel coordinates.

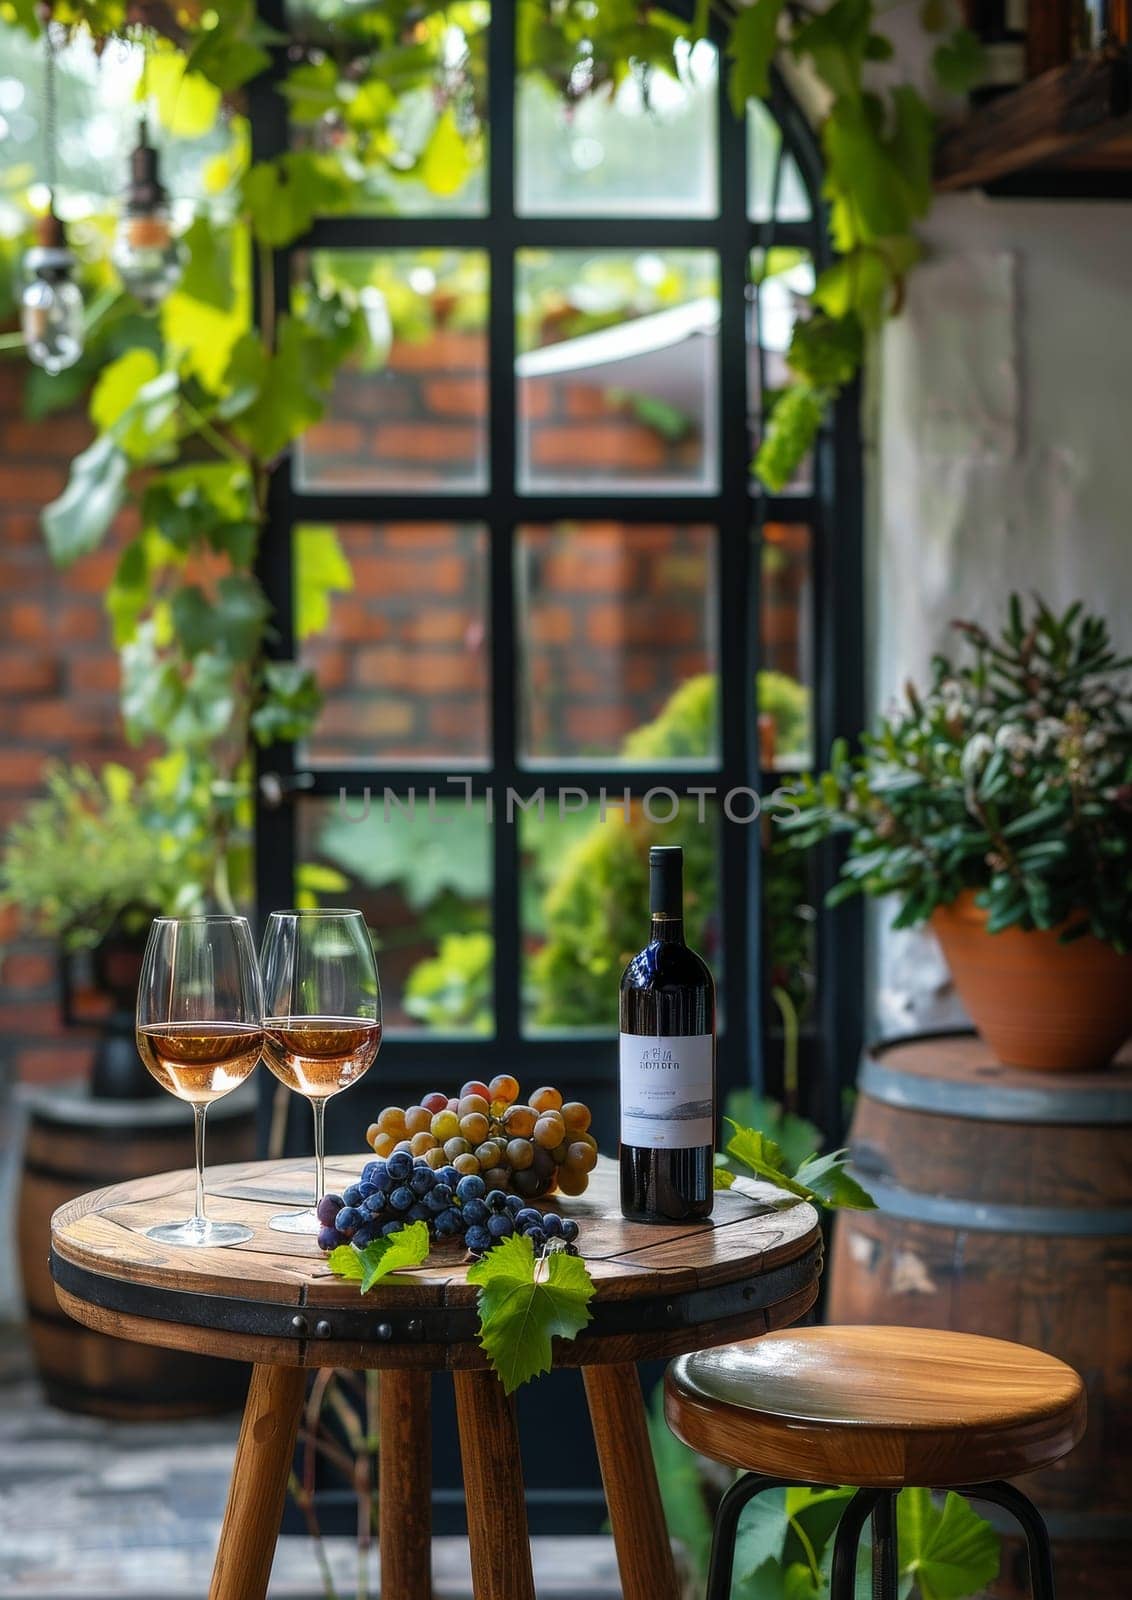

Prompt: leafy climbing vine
[4,0,979,908]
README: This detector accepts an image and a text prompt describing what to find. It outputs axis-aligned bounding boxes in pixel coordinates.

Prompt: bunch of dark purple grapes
[317,1150,581,1261]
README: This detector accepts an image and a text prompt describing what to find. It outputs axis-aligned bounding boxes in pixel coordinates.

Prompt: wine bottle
[619,845,716,1222]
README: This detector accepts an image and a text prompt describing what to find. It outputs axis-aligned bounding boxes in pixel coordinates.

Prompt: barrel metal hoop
[857,1176,1132,1236]
[859,1054,1132,1126]
[50,1240,822,1348]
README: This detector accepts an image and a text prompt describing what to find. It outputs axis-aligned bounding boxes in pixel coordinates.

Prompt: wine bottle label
[619,1032,714,1148]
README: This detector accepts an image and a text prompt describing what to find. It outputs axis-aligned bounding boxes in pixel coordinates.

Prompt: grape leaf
[793,1150,877,1211]
[240,151,354,248]
[91,348,160,433]
[328,1220,430,1293]
[754,384,826,492]
[171,573,270,662]
[791,0,872,100]
[250,661,322,746]
[146,48,222,139]
[178,216,235,312]
[898,1489,1000,1600]
[468,1234,595,1393]
[296,524,354,640]
[420,106,473,197]
[41,434,129,567]
[727,0,786,114]
[90,351,179,463]
[723,1120,876,1212]
[725,1122,811,1198]
[786,313,863,389]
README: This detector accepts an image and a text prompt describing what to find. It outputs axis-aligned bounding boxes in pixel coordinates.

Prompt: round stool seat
[665,1326,1086,1489]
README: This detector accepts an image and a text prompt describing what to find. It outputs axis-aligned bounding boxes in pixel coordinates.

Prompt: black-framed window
[252,5,864,1150]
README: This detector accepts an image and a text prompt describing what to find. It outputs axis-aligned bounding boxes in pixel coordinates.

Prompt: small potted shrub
[1,761,208,1094]
[783,596,1132,1071]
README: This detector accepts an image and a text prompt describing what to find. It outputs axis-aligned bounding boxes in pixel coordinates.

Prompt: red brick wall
[0,364,140,1088]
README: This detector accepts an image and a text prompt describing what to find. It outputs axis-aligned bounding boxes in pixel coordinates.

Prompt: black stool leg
[954,1482,1056,1600]
[830,1488,882,1600]
[706,1476,798,1600]
[871,1491,899,1600]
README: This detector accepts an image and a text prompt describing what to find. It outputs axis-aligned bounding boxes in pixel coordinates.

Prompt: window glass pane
[748,99,811,223]
[296,249,489,492]
[297,522,489,767]
[758,524,813,769]
[517,249,719,493]
[297,796,493,1036]
[520,798,721,1034]
[517,523,718,765]
[516,32,717,217]
[748,247,816,495]
[284,1,487,216]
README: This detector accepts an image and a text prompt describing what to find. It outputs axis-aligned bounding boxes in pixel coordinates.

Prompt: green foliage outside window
[530,672,813,1030]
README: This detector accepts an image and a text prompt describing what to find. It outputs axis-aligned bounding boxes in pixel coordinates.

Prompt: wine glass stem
[311,1096,326,1207]
[193,1103,208,1225]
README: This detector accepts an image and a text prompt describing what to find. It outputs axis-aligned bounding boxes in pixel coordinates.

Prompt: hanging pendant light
[21,210,84,375]
[112,116,183,310]
[21,19,84,375]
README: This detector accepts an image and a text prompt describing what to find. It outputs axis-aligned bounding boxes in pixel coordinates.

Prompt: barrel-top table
[830,1031,1132,1598]
[51,1154,822,1600]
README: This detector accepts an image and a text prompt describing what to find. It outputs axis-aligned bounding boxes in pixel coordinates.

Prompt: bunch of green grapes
[365,1076,598,1199]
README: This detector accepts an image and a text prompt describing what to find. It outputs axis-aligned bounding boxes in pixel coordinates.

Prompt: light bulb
[113,119,182,311]
[112,205,182,310]
[21,216,84,375]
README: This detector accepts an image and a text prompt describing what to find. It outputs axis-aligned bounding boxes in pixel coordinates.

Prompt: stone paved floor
[0,1341,625,1600]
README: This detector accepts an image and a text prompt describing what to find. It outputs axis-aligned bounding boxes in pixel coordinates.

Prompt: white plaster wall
[867,194,1132,1033]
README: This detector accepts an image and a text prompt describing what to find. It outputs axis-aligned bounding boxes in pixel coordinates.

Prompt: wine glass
[259,909,382,1234]
[135,915,264,1247]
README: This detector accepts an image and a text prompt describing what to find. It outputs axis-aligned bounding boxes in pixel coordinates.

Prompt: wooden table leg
[584,1362,681,1600]
[209,1362,307,1600]
[379,1370,433,1600]
[453,1370,536,1600]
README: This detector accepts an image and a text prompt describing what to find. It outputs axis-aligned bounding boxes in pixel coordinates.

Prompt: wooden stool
[665,1326,1087,1600]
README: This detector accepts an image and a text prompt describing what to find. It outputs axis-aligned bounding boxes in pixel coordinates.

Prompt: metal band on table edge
[50,1239,823,1348]
[853,1175,1132,1236]
[860,1047,1132,1126]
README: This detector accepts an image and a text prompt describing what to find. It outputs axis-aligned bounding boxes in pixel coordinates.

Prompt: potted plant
[1,760,209,945]
[782,596,1132,1072]
[0,759,211,1094]
[3,760,260,1417]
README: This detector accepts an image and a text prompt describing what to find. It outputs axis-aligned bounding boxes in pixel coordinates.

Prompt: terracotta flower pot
[930,890,1132,1072]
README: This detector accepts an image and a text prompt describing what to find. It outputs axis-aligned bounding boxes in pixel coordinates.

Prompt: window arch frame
[251,3,864,1146]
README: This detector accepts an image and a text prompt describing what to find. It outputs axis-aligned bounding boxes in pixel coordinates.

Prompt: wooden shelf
[935,50,1132,193]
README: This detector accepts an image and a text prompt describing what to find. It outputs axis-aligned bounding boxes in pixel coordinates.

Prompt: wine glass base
[144,1218,254,1248]
[268,1207,320,1235]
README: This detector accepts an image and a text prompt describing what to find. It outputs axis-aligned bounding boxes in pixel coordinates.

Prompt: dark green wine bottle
[619,846,715,1222]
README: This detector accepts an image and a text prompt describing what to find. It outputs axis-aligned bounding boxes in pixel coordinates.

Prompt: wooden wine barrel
[18,1079,257,1419]
[828,1033,1132,1599]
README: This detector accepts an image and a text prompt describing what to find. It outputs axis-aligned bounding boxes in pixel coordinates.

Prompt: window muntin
[257,10,853,1114]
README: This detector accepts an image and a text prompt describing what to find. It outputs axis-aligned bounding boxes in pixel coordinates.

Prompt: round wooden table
[51,1154,822,1600]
